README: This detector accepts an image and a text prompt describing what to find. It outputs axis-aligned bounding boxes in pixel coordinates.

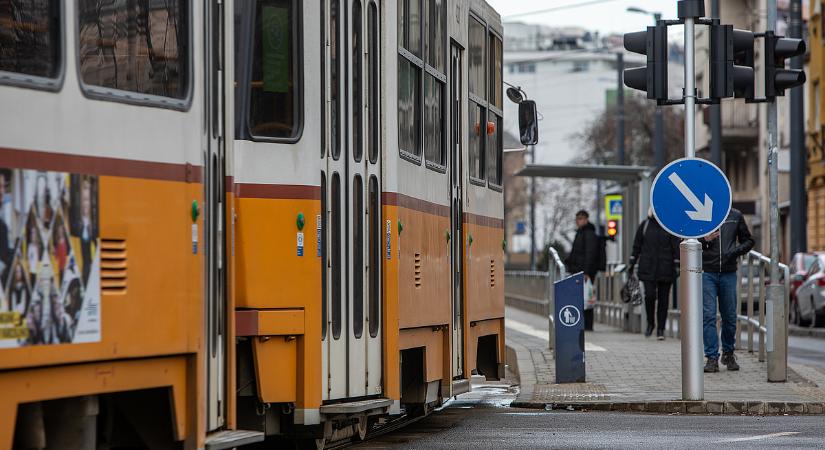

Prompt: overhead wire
[503,0,620,19]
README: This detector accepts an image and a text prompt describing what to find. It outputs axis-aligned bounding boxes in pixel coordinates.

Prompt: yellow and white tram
[0,0,532,447]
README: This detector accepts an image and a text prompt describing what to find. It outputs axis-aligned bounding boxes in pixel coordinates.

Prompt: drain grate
[532,383,610,402]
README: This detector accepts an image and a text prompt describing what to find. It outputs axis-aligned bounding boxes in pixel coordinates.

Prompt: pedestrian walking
[565,210,599,330]
[701,208,754,373]
[628,209,680,340]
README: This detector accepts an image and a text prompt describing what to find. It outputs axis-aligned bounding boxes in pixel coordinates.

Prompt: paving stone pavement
[505,307,825,413]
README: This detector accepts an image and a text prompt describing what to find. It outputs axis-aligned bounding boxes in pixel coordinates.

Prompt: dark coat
[565,222,598,279]
[701,208,754,273]
[629,217,680,282]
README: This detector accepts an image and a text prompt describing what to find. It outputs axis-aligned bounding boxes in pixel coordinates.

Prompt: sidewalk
[505,306,825,415]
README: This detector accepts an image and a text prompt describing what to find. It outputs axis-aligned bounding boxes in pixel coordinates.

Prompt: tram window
[424,74,444,165]
[487,114,502,185]
[353,175,364,339]
[425,0,444,73]
[330,0,340,157]
[398,57,421,158]
[246,0,301,139]
[489,33,503,110]
[468,17,485,99]
[353,0,363,162]
[0,0,61,80]
[78,0,188,101]
[397,0,421,57]
[368,176,380,337]
[469,101,485,180]
[320,0,326,157]
[331,172,342,340]
[368,2,379,164]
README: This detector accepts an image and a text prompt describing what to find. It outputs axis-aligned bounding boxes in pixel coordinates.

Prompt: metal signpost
[625,0,805,393]
[651,160,732,401]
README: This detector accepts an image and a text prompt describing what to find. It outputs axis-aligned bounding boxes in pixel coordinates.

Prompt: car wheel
[798,297,813,327]
[790,299,801,326]
[814,310,825,328]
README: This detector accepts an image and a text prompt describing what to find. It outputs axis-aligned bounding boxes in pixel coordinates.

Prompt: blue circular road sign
[650,158,732,239]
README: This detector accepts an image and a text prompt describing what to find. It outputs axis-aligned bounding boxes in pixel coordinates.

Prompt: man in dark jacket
[565,210,599,330]
[628,210,680,340]
[701,208,754,373]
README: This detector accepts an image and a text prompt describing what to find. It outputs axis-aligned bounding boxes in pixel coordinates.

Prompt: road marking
[722,432,800,443]
[668,172,714,222]
[505,318,607,352]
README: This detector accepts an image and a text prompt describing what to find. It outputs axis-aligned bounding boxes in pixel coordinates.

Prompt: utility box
[554,272,586,383]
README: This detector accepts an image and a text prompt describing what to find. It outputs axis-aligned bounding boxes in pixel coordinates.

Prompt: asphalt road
[353,384,825,449]
[788,334,825,368]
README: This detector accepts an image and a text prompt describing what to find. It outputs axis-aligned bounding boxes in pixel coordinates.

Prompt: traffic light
[710,25,754,99]
[765,31,806,99]
[623,24,668,101]
[607,220,619,240]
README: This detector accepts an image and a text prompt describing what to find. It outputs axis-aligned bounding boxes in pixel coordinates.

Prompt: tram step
[204,429,265,450]
[319,398,393,415]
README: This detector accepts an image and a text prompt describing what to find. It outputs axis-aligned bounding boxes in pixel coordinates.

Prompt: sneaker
[645,325,654,337]
[704,357,719,373]
[656,330,665,341]
[722,351,740,371]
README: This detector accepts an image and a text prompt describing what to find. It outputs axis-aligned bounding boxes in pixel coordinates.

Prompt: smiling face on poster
[0,169,100,347]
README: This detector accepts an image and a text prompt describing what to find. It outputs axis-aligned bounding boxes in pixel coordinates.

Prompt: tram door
[204,0,226,430]
[323,0,383,401]
[449,43,465,378]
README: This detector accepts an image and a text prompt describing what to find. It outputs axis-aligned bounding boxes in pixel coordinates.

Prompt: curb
[788,325,825,339]
[509,400,825,415]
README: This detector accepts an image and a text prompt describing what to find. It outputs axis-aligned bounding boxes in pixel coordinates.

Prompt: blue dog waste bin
[554,272,586,383]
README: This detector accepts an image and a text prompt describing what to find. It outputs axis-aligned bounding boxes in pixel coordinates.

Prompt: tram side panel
[0,0,206,447]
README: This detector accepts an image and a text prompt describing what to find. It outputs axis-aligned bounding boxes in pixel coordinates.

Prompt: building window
[398,0,445,166]
[78,0,188,102]
[0,0,61,80]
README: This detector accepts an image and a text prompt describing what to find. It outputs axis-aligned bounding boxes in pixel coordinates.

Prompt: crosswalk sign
[605,195,623,220]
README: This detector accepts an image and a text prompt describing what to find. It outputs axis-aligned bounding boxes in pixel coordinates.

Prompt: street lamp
[627,6,665,170]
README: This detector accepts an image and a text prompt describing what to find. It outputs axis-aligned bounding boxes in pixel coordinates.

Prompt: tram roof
[517,164,653,182]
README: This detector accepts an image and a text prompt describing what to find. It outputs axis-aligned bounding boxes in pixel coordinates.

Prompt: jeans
[643,280,671,332]
[702,271,738,360]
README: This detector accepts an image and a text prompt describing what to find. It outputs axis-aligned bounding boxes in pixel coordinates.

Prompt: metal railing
[504,248,567,349]
[593,262,630,329]
[664,250,789,363]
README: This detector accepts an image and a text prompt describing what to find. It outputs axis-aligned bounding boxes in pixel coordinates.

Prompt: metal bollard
[680,239,704,400]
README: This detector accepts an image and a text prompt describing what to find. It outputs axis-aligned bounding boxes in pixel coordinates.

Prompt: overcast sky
[487,0,682,39]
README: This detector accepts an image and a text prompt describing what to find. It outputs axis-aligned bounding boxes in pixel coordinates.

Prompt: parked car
[789,252,817,306]
[791,254,825,327]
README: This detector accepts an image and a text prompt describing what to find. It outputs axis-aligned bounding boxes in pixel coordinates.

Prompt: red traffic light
[607,220,618,237]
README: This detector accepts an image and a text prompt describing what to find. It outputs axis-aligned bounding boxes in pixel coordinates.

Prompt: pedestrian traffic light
[709,25,754,99]
[607,220,619,240]
[765,31,806,99]
[623,24,668,102]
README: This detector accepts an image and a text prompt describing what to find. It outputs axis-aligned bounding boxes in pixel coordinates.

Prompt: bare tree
[571,95,685,166]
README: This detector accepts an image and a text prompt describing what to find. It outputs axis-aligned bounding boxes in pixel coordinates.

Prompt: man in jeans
[701,208,754,373]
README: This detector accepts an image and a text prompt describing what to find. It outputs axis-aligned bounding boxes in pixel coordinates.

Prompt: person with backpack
[628,208,680,340]
[565,210,599,330]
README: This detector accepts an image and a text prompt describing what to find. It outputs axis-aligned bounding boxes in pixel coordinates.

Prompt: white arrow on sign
[667,173,714,222]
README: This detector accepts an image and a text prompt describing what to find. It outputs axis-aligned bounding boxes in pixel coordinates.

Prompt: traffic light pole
[680,11,704,401]
[765,0,788,383]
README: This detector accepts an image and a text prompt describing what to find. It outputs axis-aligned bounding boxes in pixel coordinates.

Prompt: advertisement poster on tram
[0,169,100,348]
